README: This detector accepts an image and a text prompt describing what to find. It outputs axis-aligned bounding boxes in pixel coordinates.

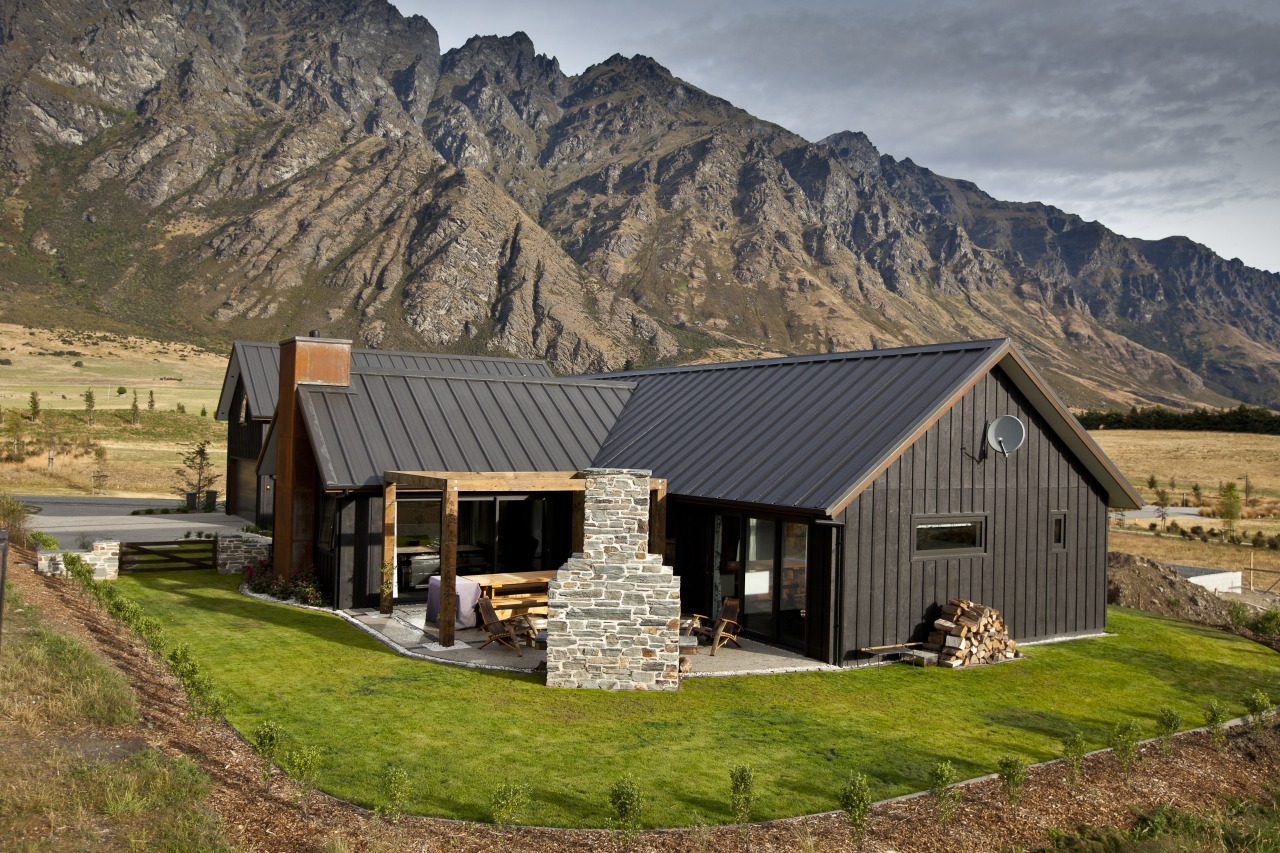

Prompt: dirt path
[7,559,1280,852]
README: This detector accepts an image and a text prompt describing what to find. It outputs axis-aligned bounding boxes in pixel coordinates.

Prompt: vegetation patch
[115,570,1280,829]
[0,582,233,852]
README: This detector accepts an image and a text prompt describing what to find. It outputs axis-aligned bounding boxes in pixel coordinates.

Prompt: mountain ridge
[1,0,1277,409]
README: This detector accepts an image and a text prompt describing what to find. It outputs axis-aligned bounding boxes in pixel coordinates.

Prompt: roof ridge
[304,372,636,390]
[233,339,550,367]
[583,339,1010,378]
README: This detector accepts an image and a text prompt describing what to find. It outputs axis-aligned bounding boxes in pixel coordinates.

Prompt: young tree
[28,390,40,423]
[1219,482,1242,534]
[1153,487,1171,531]
[1191,482,1203,505]
[4,408,23,455]
[1145,474,1157,490]
[130,389,140,426]
[82,387,95,426]
[175,439,221,498]
[147,389,155,411]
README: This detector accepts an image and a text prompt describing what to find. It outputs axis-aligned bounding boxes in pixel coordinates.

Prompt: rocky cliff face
[2,0,1278,408]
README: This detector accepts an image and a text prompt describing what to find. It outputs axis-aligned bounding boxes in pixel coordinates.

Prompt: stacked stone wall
[546,469,681,690]
[37,540,119,579]
[216,533,273,574]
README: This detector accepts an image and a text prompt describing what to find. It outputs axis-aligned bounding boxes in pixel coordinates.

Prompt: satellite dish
[986,415,1026,458]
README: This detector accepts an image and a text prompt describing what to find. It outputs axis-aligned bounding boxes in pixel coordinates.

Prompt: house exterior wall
[838,368,1109,661]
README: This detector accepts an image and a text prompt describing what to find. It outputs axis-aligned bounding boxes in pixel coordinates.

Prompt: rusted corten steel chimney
[273,335,351,579]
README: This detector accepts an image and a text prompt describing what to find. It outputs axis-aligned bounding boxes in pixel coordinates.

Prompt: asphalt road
[18,495,252,548]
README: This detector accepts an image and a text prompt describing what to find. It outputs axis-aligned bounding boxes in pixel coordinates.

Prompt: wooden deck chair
[686,597,743,655]
[477,597,536,656]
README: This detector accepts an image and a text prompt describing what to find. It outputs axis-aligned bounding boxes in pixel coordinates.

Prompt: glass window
[1051,511,1067,550]
[915,517,986,555]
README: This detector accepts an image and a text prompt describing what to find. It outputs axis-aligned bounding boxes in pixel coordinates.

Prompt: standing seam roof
[298,374,634,489]
[216,340,553,422]
[588,341,1003,513]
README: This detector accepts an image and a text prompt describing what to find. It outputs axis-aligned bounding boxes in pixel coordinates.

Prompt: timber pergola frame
[381,470,668,646]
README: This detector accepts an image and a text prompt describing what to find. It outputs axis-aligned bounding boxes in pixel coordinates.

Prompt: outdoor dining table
[462,570,555,598]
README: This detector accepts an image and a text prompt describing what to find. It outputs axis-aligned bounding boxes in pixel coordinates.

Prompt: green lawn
[117,571,1280,829]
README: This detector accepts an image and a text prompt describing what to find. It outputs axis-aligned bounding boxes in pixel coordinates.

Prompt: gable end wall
[838,369,1109,659]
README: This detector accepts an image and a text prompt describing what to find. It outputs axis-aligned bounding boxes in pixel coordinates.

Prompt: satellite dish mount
[986,415,1026,459]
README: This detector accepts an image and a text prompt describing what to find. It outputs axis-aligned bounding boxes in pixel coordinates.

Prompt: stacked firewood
[927,599,1020,668]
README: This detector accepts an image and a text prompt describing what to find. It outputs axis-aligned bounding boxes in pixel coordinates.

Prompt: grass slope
[117,571,1280,829]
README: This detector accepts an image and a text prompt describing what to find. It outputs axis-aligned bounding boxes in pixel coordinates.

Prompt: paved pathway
[17,495,251,549]
[344,603,839,676]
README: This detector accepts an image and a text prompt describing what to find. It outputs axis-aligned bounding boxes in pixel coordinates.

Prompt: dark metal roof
[589,340,1007,514]
[298,374,633,489]
[215,341,553,422]
[215,342,281,422]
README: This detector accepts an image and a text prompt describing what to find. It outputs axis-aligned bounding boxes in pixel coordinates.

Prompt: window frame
[1050,511,1068,552]
[912,514,989,559]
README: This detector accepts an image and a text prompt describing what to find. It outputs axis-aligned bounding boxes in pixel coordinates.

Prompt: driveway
[18,495,252,549]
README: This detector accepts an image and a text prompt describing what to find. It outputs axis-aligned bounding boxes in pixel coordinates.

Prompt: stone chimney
[546,469,681,690]
[273,335,351,579]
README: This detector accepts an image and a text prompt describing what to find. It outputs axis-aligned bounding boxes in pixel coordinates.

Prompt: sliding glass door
[713,512,810,651]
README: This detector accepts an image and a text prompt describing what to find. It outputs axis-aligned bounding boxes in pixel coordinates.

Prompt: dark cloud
[398,0,1280,272]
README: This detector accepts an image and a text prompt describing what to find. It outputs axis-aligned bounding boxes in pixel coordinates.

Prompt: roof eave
[997,348,1144,510]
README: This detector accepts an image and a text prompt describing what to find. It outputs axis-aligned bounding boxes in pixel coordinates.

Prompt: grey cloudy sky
[397,0,1280,273]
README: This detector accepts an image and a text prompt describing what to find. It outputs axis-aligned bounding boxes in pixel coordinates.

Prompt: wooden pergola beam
[439,482,459,647]
[380,469,668,638]
[649,479,667,557]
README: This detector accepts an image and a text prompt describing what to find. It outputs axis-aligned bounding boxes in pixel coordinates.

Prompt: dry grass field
[0,323,229,497]
[0,322,227,414]
[1093,429,1280,586]
[1090,429,1280,502]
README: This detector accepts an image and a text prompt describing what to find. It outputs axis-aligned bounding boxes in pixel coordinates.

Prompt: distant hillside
[2,0,1278,409]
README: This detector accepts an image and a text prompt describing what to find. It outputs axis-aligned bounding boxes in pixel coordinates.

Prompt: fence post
[0,530,9,651]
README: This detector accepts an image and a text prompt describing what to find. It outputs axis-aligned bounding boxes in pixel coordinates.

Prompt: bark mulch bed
[6,557,1280,852]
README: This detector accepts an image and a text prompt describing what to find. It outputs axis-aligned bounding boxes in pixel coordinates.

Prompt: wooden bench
[488,592,549,618]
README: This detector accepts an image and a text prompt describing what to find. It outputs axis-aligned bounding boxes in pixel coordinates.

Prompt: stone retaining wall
[216,533,273,574]
[37,540,119,580]
[546,468,681,690]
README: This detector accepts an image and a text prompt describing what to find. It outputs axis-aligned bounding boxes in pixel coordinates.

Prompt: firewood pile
[927,599,1021,668]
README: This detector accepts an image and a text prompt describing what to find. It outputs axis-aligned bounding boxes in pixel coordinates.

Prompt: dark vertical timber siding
[839,369,1109,660]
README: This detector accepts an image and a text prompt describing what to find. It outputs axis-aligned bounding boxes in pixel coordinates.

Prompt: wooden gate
[120,539,217,573]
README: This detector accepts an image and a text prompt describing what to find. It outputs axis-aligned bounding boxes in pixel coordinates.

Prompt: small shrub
[729,763,755,824]
[1245,689,1275,733]
[608,773,642,850]
[72,360,84,367]
[376,765,410,823]
[1204,699,1228,749]
[491,781,532,851]
[116,386,126,396]
[1227,600,1251,628]
[996,756,1028,807]
[1109,719,1143,771]
[284,745,322,818]
[1061,731,1089,788]
[729,763,755,851]
[836,771,872,849]
[250,721,284,792]
[28,530,58,550]
[1155,707,1182,755]
[928,760,960,825]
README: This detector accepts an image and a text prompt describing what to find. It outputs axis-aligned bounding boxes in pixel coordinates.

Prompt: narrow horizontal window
[914,516,986,556]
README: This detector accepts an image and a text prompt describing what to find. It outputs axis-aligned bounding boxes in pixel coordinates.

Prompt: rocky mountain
[2,0,1278,408]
